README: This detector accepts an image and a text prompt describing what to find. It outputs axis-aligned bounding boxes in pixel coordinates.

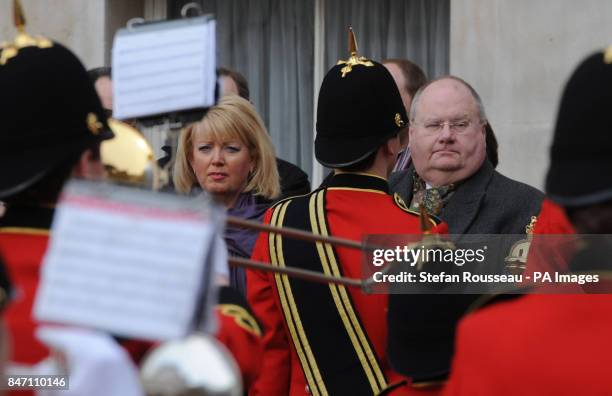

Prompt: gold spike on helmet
[1,0,52,66]
[101,120,166,190]
[336,27,374,78]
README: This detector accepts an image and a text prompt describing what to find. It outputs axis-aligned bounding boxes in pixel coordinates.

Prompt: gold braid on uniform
[218,304,262,337]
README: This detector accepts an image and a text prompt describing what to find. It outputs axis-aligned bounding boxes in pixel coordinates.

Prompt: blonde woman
[174,95,280,293]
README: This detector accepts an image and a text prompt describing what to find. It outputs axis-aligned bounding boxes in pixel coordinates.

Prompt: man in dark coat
[390,76,543,235]
[386,76,548,385]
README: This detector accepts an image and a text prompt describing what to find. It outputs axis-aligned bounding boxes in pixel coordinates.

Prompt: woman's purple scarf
[225,192,272,295]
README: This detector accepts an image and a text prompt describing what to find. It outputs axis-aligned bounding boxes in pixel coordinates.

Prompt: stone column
[451,0,612,189]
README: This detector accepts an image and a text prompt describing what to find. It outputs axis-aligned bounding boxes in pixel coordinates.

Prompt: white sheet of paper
[112,16,216,120]
[34,181,223,341]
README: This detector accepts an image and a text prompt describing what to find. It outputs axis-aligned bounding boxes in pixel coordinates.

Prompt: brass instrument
[140,334,242,396]
[102,119,168,190]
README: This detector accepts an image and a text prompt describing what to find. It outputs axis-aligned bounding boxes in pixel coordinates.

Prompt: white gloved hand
[35,326,145,396]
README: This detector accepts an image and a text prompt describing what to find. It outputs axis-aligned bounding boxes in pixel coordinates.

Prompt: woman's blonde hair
[173,96,280,199]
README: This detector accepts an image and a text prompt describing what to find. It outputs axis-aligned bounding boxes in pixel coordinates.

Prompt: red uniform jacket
[532,199,575,235]
[443,294,612,396]
[247,173,446,396]
[0,206,54,367]
[0,206,263,392]
[442,199,612,396]
[215,285,264,389]
[0,206,54,396]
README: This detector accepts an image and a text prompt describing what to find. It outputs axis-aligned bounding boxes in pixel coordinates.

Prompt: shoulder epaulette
[218,304,262,337]
[217,286,262,337]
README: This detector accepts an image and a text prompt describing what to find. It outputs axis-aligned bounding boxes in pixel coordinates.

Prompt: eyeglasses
[414,119,482,134]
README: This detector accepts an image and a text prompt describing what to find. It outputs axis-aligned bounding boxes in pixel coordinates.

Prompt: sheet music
[34,180,223,341]
[112,16,216,120]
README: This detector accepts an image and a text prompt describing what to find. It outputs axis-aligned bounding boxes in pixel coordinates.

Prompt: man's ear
[72,148,104,180]
[395,126,408,148]
[383,135,401,157]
